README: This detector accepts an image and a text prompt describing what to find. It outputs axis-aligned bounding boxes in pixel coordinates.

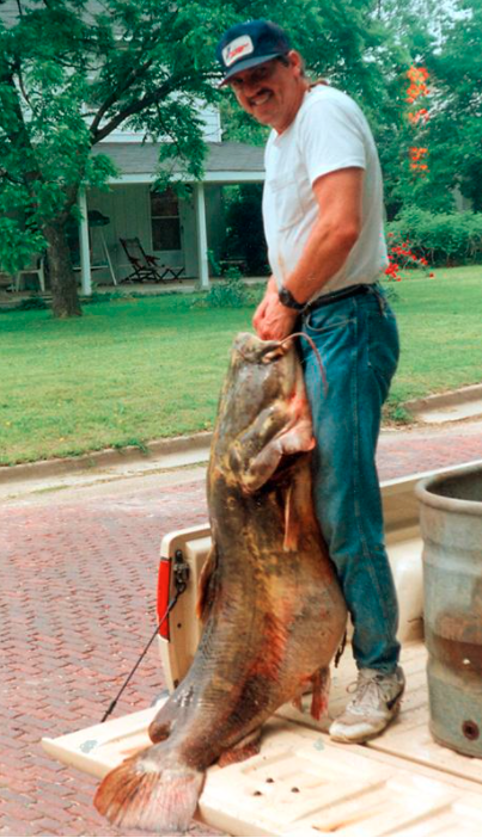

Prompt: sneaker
[329,666,405,744]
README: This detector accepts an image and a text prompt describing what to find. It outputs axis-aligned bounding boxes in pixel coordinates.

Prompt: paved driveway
[2,422,482,837]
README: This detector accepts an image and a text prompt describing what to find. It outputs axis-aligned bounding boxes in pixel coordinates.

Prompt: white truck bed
[42,462,482,837]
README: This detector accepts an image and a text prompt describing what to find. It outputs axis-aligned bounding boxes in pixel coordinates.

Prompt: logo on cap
[223,35,254,68]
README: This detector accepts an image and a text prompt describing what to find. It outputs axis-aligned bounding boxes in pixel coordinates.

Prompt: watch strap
[278,285,305,311]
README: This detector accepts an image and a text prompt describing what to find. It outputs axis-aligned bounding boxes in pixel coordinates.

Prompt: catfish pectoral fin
[291,693,304,712]
[310,666,331,721]
[196,546,218,624]
[217,728,262,768]
[94,745,204,835]
[283,483,300,552]
[291,667,332,719]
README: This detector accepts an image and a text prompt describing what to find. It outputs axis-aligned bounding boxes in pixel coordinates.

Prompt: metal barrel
[416,463,482,757]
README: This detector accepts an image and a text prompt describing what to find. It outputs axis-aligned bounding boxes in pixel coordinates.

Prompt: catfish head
[213,332,315,493]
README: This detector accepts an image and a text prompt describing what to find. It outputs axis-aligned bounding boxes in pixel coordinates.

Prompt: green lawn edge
[1,266,481,466]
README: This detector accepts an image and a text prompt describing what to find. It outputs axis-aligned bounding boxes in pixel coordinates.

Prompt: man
[216,19,405,743]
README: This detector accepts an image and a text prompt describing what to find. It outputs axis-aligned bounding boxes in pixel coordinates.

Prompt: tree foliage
[223,184,270,275]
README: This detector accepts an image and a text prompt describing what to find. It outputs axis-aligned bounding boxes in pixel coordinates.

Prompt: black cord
[100,593,179,724]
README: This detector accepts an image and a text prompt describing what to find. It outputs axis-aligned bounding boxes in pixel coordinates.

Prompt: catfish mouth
[232,332,300,405]
[234,331,327,398]
[233,332,294,366]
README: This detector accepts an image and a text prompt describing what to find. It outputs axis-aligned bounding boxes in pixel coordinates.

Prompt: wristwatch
[278,285,305,311]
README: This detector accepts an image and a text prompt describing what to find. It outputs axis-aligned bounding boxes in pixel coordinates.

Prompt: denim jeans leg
[300,290,401,673]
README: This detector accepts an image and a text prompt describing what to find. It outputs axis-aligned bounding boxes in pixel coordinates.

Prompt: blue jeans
[299,285,401,673]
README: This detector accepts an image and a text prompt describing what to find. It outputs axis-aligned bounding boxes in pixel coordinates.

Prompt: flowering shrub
[406,66,430,104]
[387,208,482,267]
[409,146,428,172]
[406,66,430,175]
[385,231,435,282]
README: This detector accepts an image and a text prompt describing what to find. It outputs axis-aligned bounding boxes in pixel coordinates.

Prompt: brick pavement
[1,422,482,837]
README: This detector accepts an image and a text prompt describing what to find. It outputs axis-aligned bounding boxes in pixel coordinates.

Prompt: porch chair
[15,255,46,293]
[120,237,184,283]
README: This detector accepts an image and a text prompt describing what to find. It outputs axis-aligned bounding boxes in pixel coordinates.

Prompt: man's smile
[248,90,272,107]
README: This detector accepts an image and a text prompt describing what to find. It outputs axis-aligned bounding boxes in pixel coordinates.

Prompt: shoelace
[346,672,391,711]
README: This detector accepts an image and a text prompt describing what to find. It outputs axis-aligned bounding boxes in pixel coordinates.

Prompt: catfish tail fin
[94,744,204,835]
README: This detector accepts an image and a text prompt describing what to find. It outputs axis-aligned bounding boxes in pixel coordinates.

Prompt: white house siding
[179,192,198,278]
[199,106,222,144]
[105,104,222,145]
[454,188,473,212]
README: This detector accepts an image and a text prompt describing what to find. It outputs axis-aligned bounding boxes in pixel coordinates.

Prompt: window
[150,189,181,251]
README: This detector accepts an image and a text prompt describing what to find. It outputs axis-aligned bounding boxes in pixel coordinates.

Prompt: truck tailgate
[42,640,482,837]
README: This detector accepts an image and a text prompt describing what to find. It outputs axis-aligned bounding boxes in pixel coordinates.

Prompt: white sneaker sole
[329,695,404,744]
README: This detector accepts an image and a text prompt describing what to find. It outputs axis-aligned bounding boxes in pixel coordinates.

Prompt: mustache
[248,88,272,104]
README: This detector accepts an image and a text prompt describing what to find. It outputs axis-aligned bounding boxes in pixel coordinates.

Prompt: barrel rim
[415,461,482,516]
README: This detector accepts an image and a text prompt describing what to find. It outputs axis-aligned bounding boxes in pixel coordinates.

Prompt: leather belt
[303,283,373,315]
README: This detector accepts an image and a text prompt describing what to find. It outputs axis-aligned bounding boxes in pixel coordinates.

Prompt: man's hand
[253,279,298,341]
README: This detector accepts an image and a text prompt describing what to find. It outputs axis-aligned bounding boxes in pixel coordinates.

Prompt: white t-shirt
[262,85,388,300]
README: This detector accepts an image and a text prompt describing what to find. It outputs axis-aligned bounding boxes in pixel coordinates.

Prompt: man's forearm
[281,218,359,305]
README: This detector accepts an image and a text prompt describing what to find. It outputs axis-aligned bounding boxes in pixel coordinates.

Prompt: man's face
[227,51,305,134]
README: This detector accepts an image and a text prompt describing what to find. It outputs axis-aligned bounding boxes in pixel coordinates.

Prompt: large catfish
[95,331,347,834]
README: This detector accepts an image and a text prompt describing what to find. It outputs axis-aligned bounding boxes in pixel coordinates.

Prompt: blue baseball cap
[216,20,291,86]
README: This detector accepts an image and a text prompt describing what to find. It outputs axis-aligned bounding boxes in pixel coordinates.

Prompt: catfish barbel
[95,331,347,834]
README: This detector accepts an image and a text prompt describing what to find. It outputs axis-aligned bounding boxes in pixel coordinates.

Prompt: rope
[100,553,190,723]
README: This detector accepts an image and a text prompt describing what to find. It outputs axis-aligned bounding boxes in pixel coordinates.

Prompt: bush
[387,208,482,266]
[196,268,254,309]
[0,294,49,312]
[80,290,123,305]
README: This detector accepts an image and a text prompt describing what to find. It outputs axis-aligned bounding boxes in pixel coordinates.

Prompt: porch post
[194,182,210,290]
[78,186,92,296]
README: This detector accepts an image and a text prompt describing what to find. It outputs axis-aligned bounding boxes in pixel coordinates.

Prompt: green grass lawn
[388,266,482,412]
[1,265,481,466]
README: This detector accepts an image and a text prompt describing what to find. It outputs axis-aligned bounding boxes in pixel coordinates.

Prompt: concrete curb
[0,432,213,485]
[2,385,482,486]
[405,383,482,412]
[405,384,482,424]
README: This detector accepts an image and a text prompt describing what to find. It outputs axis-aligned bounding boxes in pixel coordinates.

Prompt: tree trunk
[43,223,82,318]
